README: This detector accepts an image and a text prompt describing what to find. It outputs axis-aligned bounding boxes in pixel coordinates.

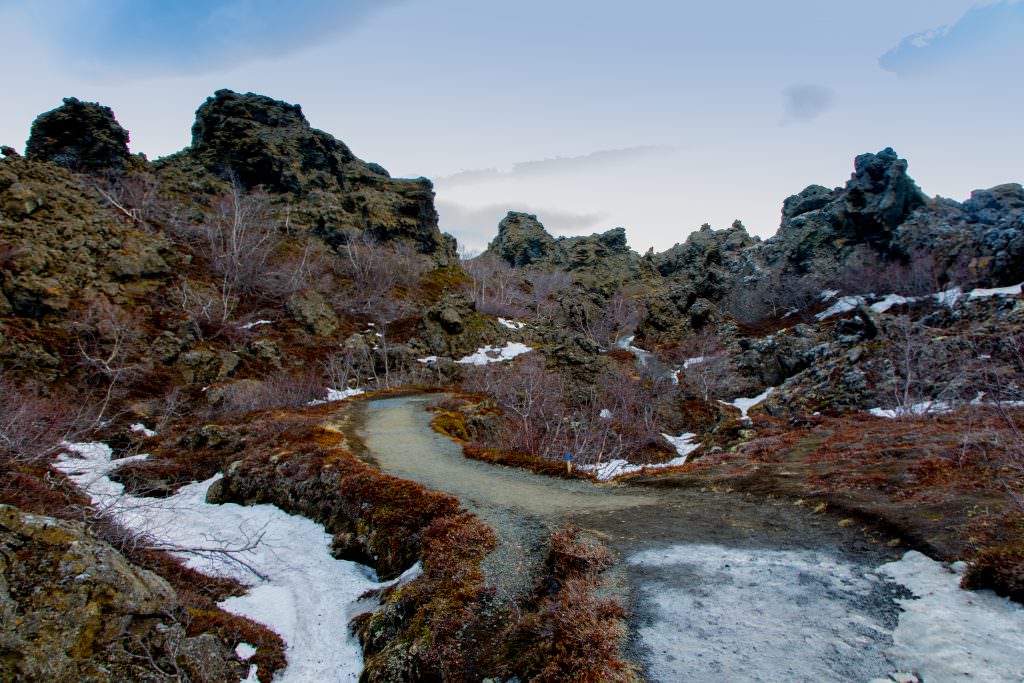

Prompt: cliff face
[167,89,456,263]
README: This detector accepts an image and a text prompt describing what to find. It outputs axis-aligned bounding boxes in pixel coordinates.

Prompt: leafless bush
[579,290,647,346]
[92,172,162,229]
[525,269,573,318]
[462,253,528,318]
[72,298,148,424]
[882,315,975,416]
[725,270,822,323]
[836,249,939,297]
[0,379,88,466]
[671,331,739,401]
[211,371,325,418]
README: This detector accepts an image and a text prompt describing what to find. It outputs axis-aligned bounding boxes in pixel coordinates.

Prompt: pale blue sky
[1,0,1020,252]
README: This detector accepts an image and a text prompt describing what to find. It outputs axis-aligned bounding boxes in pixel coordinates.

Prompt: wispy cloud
[436,200,606,253]
[880,1,1024,78]
[4,0,405,76]
[780,84,836,125]
[436,145,673,188]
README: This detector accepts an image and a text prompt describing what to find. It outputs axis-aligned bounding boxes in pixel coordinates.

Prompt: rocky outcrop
[165,89,456,263]
[487,212,557,267]
[24,98,131,174]
[286,288,340,337]
[483,212,650,295]
[0,504,243,682]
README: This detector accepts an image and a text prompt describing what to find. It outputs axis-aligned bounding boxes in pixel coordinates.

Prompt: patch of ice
[627,544,900,682]
[722,387,775,418]
[498,317,526,330]
[55,442,390,682]
[241,320,273,330]
[307,387,365,406]
[455,342,532,365]
[879,550,1024,682]
[236,642,257,660]
[130,423,157,438]
[816,295,865,320]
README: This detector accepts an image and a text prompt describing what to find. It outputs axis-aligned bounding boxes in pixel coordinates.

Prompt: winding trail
[350,394,923,682]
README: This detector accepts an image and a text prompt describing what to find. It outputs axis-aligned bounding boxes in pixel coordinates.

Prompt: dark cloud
[436,200,606,253]
[880,1,1024,78]
[780,85,836,125]
[437,146,672,188]
[9,0,405,76]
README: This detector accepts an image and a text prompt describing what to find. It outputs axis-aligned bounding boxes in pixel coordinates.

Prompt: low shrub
[962,543,1024,604]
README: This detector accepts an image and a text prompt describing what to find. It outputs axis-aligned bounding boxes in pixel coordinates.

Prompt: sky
[0,0,1021,253]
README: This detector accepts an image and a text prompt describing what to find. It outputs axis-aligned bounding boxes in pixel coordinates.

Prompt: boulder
[486,212,556,267]
[0,505,242,682]
[286,288,339,337]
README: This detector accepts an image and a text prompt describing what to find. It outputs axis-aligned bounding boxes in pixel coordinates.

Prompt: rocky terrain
[2,91,1022,681]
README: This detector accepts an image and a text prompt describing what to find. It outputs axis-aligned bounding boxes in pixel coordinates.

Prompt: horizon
[1,0,1021,253]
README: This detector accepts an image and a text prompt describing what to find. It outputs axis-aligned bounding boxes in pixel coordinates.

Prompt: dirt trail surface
[348,395,920,682]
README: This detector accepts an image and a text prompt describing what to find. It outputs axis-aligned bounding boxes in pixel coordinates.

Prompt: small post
[565,452,572,474]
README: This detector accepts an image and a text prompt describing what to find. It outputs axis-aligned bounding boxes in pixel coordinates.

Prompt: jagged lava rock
[24,98,131,174]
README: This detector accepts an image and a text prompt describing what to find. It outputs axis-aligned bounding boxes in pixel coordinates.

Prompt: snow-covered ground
[54,442,391,682]
[878,551,1024,683]
[456,341,532,365]
[498,317,527,330]
[628,544,1024,683]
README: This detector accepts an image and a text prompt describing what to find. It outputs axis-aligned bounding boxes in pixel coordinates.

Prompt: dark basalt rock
[487,212,556,267]
[25,98,131,174]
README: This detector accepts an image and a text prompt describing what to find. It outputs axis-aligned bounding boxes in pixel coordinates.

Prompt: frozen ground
[456,341,532,365]
[55,442,388,682]
[628,544,1024,683]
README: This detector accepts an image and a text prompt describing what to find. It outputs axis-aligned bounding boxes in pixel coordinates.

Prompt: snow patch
[599,408,613,420]
[235,642,257,660]
[54,442,390,682]
[130,423,157,438]
[870,294,918,313]
[819,289,840,300]
[580,434,698,480]
[816,295,865,320]
[968,282,1023,299]
[868,401,954,418]
[307,387,365,406]
[456,342,532,365]
[416,356,439,365]
[879,551,1024,682]
[241,320,273,330]
[682,356,706,369]
[722,387,775,418]
[498,317,526,330]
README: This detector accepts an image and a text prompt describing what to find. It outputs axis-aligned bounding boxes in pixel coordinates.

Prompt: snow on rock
[307,387,365,406]
[870,294,918,313]
[627,544,900,682]
[935,287,963,307]
[130,423,157,438]
[968,282,1023,299]
[879,551,1024,682]
[820,289,840,300]
[416,356,439,365]
[682,356,706,369]
[816,295,865,320]
[599,408,613,419]
[722,387,775,418]
[498,317,526,330]
[54,442,390,682]
[241,319,273,330]
[456,342,532,365]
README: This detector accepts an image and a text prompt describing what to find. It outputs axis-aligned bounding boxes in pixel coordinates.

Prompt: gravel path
[349,395,916,682]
